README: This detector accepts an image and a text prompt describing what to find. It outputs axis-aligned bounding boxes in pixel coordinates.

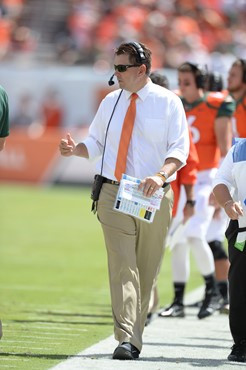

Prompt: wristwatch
[156,171,169,181]
[186,200,196,207]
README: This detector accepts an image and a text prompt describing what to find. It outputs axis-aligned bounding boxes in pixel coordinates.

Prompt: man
[0,84,9,340]
[146,71,198,325]
[213,138,246,362]
[159,62,234,319]
[60,42,189,360]
[228,59,246,138]
[209,59,246,311]
[0,85,9,151]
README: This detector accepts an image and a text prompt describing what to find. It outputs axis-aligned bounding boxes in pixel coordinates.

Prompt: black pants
[227,220,246,344]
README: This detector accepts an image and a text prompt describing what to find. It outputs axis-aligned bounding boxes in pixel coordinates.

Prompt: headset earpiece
[127,42,146,64]
[186,62,208,89]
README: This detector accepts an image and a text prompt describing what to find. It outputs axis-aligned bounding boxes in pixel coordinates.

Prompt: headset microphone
[108,73,115,86]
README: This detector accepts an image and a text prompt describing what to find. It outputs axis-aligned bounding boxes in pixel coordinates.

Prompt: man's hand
[224,200,244,220]
[59,133,76,156]
[138,175,164,197]
[183,203,195,224]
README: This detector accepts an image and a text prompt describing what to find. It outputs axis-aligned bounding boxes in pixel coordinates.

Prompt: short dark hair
[115,42,152,75]
[178,62,208,89]
[149,71,169,89]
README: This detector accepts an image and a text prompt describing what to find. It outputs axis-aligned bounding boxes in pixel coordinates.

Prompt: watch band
[186,200,196,207]
[156,171,168,181]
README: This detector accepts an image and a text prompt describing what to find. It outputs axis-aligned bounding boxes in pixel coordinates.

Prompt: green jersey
[0,85,9,138]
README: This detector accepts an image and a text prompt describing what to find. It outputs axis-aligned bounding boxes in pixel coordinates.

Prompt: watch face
[159,171,168,178]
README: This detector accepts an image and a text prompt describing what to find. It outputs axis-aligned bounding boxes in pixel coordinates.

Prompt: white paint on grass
[2,340,63,344]
[3,330,81,336]
[0,284,84,293]
[3,325,87,331]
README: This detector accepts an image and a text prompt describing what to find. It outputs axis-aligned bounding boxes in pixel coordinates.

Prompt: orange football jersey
[181,92,234,171]
[232,94,246,138]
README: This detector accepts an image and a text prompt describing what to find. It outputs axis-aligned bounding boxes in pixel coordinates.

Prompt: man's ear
[139,64,147,76]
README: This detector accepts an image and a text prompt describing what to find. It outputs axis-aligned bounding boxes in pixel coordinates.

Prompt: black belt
[103,177,169,188]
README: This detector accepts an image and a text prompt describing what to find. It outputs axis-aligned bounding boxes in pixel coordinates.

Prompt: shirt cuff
[166,149,187,167]
[213,178,232,190]
[82,137,102,160]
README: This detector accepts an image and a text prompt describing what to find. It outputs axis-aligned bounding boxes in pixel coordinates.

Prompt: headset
[108,42,146,86]
[185,62,208,89]
[239,59,246,83]
[208,71,223,92]
[128,41,147,64]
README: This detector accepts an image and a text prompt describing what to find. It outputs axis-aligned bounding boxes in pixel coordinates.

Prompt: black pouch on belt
[91,174,105,213]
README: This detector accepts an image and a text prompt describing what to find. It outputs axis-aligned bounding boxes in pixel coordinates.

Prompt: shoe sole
[113,348,138,360]
[159,312,185,318]
[228,355,246,362]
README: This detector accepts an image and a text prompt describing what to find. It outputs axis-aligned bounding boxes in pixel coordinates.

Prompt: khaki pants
[97,183,173,351]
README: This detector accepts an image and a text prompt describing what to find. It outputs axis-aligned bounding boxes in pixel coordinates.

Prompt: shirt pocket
[142,118,165,143]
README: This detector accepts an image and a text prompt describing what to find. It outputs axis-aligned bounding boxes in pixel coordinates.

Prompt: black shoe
[158,303,185,318]
[228,340,246,362]
[197,293,216,319]
[112,342,140,360]
[145,312,153,327]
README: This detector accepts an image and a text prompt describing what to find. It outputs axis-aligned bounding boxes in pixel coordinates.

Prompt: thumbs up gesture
[59,133,76,156]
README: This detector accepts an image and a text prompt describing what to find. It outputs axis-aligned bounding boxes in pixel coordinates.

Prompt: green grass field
[0,184,202,369]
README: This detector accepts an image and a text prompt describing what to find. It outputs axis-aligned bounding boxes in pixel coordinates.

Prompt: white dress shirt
[83,80,189,182]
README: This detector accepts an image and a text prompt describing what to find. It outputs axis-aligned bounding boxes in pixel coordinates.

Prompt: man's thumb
[67,133,73,144]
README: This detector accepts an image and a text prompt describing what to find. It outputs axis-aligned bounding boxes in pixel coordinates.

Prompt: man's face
[178,72,198,100]
[113,53,141,92]
[227,65,244,93]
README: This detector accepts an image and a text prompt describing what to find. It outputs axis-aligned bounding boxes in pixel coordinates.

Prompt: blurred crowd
[0,0,36,59]
[0,0,246,69]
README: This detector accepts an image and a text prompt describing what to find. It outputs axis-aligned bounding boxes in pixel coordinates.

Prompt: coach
[59,41,189,360]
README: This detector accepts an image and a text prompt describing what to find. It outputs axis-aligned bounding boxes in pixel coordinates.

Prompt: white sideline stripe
[3,330,80,336]
[19,335,77,339]
[50,286,205,370]
[0,285,91,293]
[0,365,17,368]
[0,358,28,361]
[3,325,87,331]
[2,340,63,344]
[2,346,54,350]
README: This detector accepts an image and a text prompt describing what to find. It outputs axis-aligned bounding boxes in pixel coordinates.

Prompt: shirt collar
[124,80,152,102]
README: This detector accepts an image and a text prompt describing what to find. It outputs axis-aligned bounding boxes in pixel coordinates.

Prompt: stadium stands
[0,0,246,67]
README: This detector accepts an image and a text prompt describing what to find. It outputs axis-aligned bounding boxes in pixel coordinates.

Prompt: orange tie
[114,93,138,181]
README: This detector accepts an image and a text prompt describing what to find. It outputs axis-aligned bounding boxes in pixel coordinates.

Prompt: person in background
[0,84,9,151]
[159,62,234,320]
[228,59,246,139]
[59,42,189,360]
[213,138,246,363]
[146,71,198,325]
[11,93,36,127]
[40,88,64,130]
[0,84,10,339]
[149,71,170,90]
